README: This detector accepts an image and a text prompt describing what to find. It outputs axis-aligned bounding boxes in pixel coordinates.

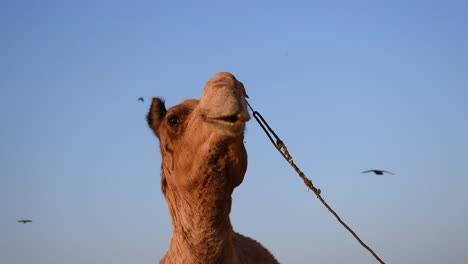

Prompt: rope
[246,101,385,264]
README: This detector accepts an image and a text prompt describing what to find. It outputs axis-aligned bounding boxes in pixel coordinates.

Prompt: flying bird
[17,219,32,224]
[138,97,144,102]
[362,169,394,175]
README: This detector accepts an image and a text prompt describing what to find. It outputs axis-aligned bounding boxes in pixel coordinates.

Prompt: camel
[147,72,279,264]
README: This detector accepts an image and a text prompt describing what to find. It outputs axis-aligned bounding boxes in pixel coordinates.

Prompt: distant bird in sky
[362,169,394,175]
[17,219,32,224]
[138,97,144,102]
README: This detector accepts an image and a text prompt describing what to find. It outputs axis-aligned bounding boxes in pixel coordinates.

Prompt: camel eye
[168,116,180,127]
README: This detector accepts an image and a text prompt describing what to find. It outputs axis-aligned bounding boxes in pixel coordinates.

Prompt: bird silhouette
[362,169,394,175]
[138,97,144,102]
[17,219,32,224]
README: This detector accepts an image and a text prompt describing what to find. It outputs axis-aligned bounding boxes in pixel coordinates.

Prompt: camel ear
[147,97,167,137]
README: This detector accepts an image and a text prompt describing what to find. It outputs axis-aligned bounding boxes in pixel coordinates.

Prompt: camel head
[147,72,250,195]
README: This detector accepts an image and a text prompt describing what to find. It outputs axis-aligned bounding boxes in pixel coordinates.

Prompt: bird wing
[361,170,373,173]
[382,170,395,175]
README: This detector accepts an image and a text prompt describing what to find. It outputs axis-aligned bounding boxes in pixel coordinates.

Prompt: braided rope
[247,101,385,264]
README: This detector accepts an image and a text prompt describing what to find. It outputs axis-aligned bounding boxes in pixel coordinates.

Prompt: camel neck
[163,180,238,263]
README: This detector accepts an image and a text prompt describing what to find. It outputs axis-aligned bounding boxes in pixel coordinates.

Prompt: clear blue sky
[2,0,468,263]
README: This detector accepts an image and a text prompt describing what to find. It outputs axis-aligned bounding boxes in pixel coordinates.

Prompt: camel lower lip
[210,118,244,126]
[209,112,249,124]
[207,117,247,133]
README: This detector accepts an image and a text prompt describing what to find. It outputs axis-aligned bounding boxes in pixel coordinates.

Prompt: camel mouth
[207,111,250,133]
[219,115,239,123]
[212,111,250,124]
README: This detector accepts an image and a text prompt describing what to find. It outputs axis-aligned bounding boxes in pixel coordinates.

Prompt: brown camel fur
[147,72,279,264]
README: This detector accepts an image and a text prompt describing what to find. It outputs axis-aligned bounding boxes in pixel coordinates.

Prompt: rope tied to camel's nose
[246,100,385,264]
[245,101,321,196]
